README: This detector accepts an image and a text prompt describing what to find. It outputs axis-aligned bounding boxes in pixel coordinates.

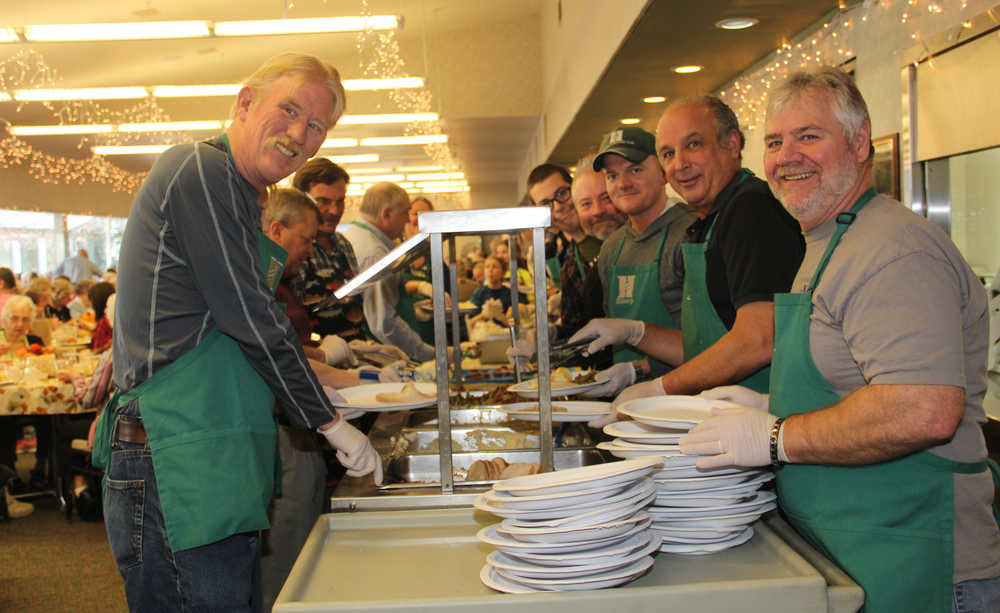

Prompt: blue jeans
[953,575,1000,613]
[103,438,261,612]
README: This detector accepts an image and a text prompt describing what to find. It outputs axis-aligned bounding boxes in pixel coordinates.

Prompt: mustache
[271,137,303,156]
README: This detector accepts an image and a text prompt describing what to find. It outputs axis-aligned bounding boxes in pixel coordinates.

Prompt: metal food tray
[394,424,592,455]
[405,407,518,427]
[385,448,603,485]
[275,509,863,612]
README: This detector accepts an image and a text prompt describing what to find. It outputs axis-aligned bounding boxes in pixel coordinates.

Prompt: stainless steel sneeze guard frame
[274,510,863,612]
[331,206,558,496]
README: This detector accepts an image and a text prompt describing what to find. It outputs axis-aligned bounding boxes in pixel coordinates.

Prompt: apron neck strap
[807,188,877,291]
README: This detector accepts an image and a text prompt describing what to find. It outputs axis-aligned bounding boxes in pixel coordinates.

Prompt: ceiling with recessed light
[0,0,840,216]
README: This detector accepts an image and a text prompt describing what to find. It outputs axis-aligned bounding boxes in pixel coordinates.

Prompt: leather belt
[116,418,148,444]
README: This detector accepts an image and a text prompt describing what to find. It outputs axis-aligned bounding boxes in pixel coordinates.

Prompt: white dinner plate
[650,507,776,529]
[603,420,688,444]
[597,442,682,459]
[332,382,438,411]
[651,523,748,540]
[647,491,777,519]
[657,526,754,554]
[487,534,660,578]
[476,479,651,520]
[498,512,651,544]
[502,531,656,568]
[655,472,773,497]
[653,470,767,492]
[415,299,478,315]
[477,517,651,554]
[619,395,740,429]
[507,372,602,399]
[483,482,630,511]
[499,401,611,423]
[504,486,656,529]
[492,555,654,590]
[493,455,664,497]
[651,464,750,479]
[653,490,757,508]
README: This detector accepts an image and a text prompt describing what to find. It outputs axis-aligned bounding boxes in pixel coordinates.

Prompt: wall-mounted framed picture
[872,133,900,201]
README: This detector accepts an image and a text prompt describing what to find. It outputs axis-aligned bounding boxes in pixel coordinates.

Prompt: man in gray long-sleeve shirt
[96,53,380,612]
[341,182,436,362]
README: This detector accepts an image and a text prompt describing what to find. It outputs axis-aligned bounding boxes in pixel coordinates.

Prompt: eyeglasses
[536,186,572,207]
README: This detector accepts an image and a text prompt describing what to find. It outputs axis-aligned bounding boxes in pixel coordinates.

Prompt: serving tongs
[548,338,591,369]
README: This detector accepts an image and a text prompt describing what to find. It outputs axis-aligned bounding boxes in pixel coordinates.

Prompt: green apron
[93,141,292,552]
[770,188,994,612]
[607,221,678,364]
[397,262,435,345]
[680,195,770,393]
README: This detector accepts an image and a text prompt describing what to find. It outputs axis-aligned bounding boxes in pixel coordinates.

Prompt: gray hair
[262,188,319,228]
[360,182,409,219]
[767,66,871,148]
[232,53,346,126]
[571,154,602,198]
[666,95,745,155]
[2,295,35,324]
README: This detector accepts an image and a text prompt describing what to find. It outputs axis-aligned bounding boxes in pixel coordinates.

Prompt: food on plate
[523,367,595,390]
[466,457,541,481]
[515,403,568,413]
[450,385,523,407]
[375,382,435,403]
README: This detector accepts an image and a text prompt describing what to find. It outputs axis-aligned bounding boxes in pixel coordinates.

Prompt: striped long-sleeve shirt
[112,137,336,429]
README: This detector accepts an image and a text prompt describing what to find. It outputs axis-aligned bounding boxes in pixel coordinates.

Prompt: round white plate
[502,531,656,568]
[607,439,683,451]
[651,465,750,479]
[499,401,611,423]
[480,564,535,594]
[415,299,478,315]
[647,491,776,518]
[477,517,651,554]
[492,555,654,590]
[487,534,660,578]
[493,455,664,497]
[604,420,687,444]
[650,507,776,529]
[504,487,655,529]
[654,526,746,544]
[651,523,748,540]
[597,442,681,459]
[498,512,651,544]
[658,526,754,554]
[507,374,602,399]
[655,472,773,497]
[653,470,767,492]
[332,382,438,411]
[653,490,757,508]
[619,395,740,429]
[476,479,652,520]
[483,482,630,511]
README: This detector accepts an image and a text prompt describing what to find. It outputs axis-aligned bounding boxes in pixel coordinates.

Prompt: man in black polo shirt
[575,96,803,424]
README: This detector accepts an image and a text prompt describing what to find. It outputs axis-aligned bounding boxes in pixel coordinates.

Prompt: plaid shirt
[293,232,370,342]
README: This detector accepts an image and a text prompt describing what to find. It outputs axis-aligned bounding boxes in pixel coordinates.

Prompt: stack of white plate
[475,455,664,593]
[599,396,778,555]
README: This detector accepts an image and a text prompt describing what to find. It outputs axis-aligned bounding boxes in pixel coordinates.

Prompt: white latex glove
[679,406,782,470]
[506,328,537,365]
[323,386,365,421]
[699,385,769,411]
[319,335,357,367]
[586,377,664,428]
[416,281,434,297]
[380,360,412,382]
[349,340,410,363]
[577,362,637,399]
[319,417,382,484]
[568,318,646,356]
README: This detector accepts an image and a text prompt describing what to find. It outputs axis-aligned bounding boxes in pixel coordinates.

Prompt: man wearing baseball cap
[569,126,695,401]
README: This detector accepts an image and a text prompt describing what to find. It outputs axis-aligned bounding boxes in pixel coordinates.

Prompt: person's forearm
[658,301,775,395]
[308,358,362,388]
[634,324,684,366]
[782,384,964,465]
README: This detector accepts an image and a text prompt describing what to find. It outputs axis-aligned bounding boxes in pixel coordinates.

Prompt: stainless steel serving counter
[274,509,863,612]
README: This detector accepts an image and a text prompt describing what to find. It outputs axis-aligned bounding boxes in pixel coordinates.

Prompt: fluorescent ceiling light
[405,172,464,181]
[414,181,468,189]
[643,96,666,103]
[0,93,10,102]
[397,165,445,172]
[214,16,397,37]
[715,18,759,30]
[1,28,20,42]
[420,186,469,194]
[350,174,405,183]
[344,77,424,91]
[338,113,438,125]
[360,135,447,146]
[620,118,640,125]
[343,166,394,175]
[118,121,223,132]
[9,124,113,135]
[320,138,360,149]
[15,86,148,101]
[152,84,241,98]
[673,65,703,74]
[24,21,211,42]
[328,154,380,164]
[93,145,171,155]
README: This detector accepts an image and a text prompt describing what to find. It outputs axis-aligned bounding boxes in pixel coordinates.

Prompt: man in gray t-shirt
[680,67,1000,611]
